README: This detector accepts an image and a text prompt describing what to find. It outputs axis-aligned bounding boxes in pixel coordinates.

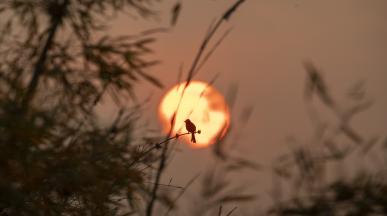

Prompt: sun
[158,81,230,148]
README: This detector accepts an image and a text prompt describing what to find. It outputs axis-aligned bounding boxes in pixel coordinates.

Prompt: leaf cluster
[0,0,166,215]
[269,63,387,216]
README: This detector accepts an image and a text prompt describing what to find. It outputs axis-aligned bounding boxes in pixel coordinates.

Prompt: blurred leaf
[137,69,164,89]
[218,194,256,203]
[223,0,245,21]
[170,2,181,26]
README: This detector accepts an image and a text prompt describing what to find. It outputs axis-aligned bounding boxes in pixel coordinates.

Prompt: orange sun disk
[158,81,230,148]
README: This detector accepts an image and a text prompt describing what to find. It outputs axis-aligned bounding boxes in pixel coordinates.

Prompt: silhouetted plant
[0,0,251,215]
[0,0,170,215]
[268,63,387,216]
[145,1,251,216]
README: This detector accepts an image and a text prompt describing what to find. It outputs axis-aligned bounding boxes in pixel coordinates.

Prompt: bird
[184,119,197,143]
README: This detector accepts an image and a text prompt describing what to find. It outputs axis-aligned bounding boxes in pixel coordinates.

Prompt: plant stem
[145,131,199,216]
[21,0,69,112]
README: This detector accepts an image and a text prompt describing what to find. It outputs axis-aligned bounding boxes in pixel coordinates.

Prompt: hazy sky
[103,0,387,213]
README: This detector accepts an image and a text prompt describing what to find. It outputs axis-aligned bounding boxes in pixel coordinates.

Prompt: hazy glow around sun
[158,81,230,148]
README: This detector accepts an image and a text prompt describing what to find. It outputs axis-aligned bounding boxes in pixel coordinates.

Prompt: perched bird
[184,119,197,143]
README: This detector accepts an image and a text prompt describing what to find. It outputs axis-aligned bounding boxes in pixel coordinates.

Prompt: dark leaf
[218,194,256,203]
[170,2,181,26]
[223,0,245,21]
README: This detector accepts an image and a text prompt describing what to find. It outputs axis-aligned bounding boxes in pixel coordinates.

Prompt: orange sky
[98,0,387,213]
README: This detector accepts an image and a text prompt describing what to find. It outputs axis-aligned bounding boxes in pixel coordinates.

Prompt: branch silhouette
[145,130,201,216]
[130,130,201,168]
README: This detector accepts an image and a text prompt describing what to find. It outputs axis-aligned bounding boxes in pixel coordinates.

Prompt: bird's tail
[191,133,196,143]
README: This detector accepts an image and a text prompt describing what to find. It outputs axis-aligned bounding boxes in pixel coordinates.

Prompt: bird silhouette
[184,119,197,143]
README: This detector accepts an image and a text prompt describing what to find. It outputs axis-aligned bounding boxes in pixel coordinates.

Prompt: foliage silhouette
[268,63,387,216]
[3,1,383,216]
[0,0,170,215]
